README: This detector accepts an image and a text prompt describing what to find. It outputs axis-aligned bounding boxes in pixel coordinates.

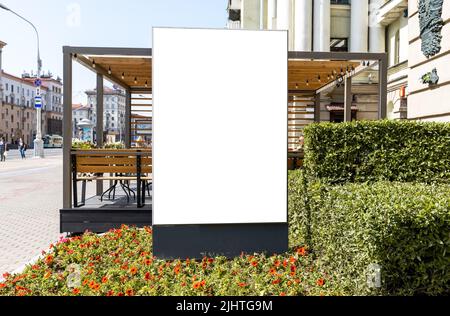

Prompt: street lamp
[0,3,44,158]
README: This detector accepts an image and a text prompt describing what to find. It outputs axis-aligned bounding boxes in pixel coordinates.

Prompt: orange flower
[82,279,89,286]
[117,292,125,296]
[92,284,100,291]
[297,247,307,256]
[89,281,96,289]
[86,269,93,275]
[283,260,288,268]
[200,280,206,287]
[238,282,247,287]
[174,265,181,275]
[317,278,325,287]
[280,292,286,296]
[130,267,138,275]
[44,271,52,279]
[0,283,6,289]
[126,289,134,296]
[193,282,201,289]
[101,276,108,283]
[269,268,277,275]
[251,261,258,267]
[144,259,152,266]
[289,257,296,263]
[45,255,53,265]
[106,290,114,296]
[274,260,280,268]
[72,288,80,295]
[272,279,281,285]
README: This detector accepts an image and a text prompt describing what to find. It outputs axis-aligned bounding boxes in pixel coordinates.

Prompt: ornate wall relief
[419,0,444,58]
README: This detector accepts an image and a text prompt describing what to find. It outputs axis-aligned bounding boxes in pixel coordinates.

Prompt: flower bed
[0,226,339,296]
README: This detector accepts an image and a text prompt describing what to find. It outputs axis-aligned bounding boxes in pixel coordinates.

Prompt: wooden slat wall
[288,93,315,150]
[131,93,153,148]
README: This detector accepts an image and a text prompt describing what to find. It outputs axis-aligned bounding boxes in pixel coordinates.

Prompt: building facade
[228,0,450,122]
[0,41,63,145]
[85,85,126,143]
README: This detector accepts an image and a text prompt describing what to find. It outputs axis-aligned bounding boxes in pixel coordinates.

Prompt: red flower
[117,292,124,296]
[251,261,258,267]
[272,279,281,285]
[317,278,325,287]
[107,290,114,296]
[200,280,206,287]
[282,260,288,268]
[144,272,151,281]
[102,276,108,283]
[208,258,214,264]
[274,260,280,268]
[280,292,286,296]
[45,255,53,265]
[297,247,307,256]
[181,282,186,287]
[86,269,93,275]
[126,289,134,296]
[290,265,296,273]
[0,283,6,289]
[31,265,39,270]
[238,282,247,287]
[72,288,80,295]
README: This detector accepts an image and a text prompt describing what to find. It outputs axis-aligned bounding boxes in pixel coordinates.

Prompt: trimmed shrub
[303,120,450,184]
[288,171,450,295]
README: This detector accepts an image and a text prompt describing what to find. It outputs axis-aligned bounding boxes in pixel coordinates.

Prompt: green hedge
[288,170,450,295]
[303,120,450,184]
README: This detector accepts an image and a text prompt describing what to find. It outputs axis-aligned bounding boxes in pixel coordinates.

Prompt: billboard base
[153,223,288,259]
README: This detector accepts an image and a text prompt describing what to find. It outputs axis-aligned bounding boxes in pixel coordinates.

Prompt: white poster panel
[153,28,287,225]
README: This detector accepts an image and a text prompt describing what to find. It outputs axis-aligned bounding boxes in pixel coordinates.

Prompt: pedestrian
[18,138,26,159]
[0,138,7,162]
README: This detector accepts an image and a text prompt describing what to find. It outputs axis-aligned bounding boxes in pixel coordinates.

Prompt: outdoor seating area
[60,46,388,234]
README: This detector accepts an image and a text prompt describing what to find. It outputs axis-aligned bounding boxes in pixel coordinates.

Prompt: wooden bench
[72,150,152,208]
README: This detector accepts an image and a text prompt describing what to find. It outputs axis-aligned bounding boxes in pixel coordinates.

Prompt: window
[330,38,348,52]
[394,30,400,65]
[5,83,8,91]
[11,85,14,92]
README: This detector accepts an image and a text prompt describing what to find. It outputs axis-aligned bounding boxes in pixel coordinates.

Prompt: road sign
[36,87,41,96]
[35,96,42,108]
[34,79,42,87]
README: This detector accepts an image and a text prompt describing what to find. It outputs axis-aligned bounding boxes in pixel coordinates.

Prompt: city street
[0,150,65,274]
[2,148,62,161]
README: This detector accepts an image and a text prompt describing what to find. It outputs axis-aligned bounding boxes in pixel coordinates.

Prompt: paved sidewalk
[0,155,65,274]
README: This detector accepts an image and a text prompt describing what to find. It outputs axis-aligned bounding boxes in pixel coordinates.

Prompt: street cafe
[61,28,387,258]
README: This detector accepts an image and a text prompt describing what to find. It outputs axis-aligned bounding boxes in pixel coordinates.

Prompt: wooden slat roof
[79,54,360,92]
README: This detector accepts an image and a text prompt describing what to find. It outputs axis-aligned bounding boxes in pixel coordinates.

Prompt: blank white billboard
[152,28,287,225]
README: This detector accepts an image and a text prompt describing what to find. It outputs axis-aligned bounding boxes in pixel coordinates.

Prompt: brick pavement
[0,155,77,274]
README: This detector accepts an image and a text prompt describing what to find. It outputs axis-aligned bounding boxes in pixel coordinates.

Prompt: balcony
[377,0,408,26]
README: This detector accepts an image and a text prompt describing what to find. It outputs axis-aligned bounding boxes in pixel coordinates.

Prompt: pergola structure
[62,46,387,231]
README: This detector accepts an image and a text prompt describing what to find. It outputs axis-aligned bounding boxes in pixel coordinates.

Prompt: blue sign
[34,79,42,87]
[34,96,42,108]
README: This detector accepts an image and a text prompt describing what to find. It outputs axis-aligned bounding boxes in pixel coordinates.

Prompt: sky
[0,0,228,103]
